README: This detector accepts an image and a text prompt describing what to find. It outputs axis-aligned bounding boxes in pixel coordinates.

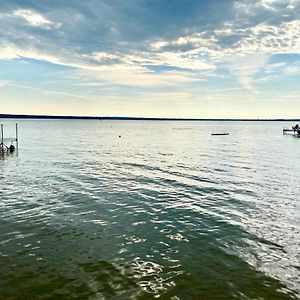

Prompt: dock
[0,123,19,154]
[283,126,300,136]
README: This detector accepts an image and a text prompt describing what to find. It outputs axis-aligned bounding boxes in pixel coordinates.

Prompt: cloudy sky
[0,0,300,118]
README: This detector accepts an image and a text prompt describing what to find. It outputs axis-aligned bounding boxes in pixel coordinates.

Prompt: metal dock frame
[0,123,19,153]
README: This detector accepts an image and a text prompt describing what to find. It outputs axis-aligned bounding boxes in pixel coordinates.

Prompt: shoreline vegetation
[0,114,299,121]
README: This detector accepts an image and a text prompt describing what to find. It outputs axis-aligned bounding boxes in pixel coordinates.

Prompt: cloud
[3,81,126,103]
[153,19,300,58]
[0,45,209,87]
[142,92,190,100]
[283,61,300,74]
[263,62,287,73]
[0,44,69,64]
[12,9,59,28]
[0,0,299,90]
[229,53,270,88]
[281,93,300,98]
[151,18,300,87]
[0,46,18,60]
[78,66,203,87]
[0,80,10,87]
[232,0,300,22]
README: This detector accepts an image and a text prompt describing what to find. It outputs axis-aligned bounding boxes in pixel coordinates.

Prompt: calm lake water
[1,119,300,299]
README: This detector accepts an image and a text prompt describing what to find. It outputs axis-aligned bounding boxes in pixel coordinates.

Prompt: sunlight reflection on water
[0,120,300,299]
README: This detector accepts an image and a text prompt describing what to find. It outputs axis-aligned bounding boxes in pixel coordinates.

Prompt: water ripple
[1,120,300,299]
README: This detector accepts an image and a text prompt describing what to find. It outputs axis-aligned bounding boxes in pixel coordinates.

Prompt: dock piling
[1,124,3,146]
[16,123,18,149]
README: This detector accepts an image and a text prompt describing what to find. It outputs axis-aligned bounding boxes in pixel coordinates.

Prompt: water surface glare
[0,120,300,299]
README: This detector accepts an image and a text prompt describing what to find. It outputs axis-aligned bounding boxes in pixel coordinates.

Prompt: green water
[0,120,299,299]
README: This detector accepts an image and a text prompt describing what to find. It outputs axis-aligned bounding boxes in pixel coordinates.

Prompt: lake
[0,119,300,299]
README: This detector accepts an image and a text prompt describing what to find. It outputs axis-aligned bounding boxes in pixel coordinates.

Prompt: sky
[0,0,300,118]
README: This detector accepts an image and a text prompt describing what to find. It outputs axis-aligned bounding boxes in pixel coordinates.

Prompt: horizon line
[0,114,300,122]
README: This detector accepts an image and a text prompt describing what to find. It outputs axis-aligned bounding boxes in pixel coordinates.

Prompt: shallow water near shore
[1,119,300,299]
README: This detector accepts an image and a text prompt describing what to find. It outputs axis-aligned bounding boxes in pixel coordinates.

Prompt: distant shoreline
[0,114,299,122]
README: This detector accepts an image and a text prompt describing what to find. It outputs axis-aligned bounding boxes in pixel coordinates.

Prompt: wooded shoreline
[1,114,300,121]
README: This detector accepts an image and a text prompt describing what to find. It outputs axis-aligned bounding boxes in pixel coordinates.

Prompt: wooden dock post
[1,124,3,147]
[16,123,18,149]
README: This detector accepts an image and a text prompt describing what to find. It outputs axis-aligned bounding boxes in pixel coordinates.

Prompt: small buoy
[9,145,15,153]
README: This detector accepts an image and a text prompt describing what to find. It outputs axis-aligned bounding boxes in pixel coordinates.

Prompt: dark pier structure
[283,124,300,137]
[0,123,18,154]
